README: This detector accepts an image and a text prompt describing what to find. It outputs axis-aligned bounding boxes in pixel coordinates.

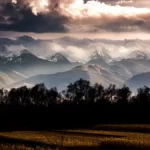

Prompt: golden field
[0,125,150,150]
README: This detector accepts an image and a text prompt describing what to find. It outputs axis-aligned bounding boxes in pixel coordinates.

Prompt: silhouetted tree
[86,86,96,104]
[74,78,91,104]
[65,83,76,102]
[116,85,131,105]
[0,88,5,104]
[17,86,31,105]
[8,88,21,105]
[104,84,116,102]
[66,79,91,104]
[0,79,150,129]
[47,87,59,105]
[31,83,47,106]
[94,83,104,104]
[136,86,150,106]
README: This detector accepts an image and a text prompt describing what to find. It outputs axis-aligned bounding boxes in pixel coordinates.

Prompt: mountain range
[0,36,150,90]
[126,72,150,92]
[0,49,75,77]
[1,36,150,63]
[5,49,150,91]
[8,64,124,90]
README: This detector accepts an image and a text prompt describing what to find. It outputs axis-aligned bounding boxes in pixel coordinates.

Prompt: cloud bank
[0,0,150,33]
[3,35,150,63]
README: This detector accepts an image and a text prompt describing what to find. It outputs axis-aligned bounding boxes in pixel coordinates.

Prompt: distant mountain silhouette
[0,49,75,76]
[0,67,25,87]
[8,64,124,90]
[126,72,150,91]
[87,50,112,68]
[0,36,150,89]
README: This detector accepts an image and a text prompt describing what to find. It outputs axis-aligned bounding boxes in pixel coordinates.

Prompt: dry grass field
[0,125,150,150]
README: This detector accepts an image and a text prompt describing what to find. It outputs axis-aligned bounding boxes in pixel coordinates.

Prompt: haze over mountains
[1,35,150,90]
[9,64,124,90]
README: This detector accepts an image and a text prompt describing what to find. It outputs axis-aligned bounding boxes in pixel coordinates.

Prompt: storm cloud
[0,1,68,32]
[0,0,150,33]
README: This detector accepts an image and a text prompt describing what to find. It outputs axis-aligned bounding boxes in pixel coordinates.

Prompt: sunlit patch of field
[0,124,150,149]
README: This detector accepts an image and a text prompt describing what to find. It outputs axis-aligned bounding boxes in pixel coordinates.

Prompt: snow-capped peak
[46,53,69,63]
[91,51,102,59]
[89,50,112,63]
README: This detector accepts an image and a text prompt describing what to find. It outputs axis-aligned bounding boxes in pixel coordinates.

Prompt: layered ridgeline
[8,64,124,90]
[0,49,74,77]
[0,36,150,90]
[0,67,25,88]
[126,72,150,92]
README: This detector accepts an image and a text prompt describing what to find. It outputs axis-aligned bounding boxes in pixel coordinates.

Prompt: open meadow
[0,125,150,150]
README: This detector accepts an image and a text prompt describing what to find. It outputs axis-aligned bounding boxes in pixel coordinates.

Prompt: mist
[3,36,150,62]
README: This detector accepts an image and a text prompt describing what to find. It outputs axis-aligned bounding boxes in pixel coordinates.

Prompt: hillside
[126,72,150,91]
[0,67,25,87]
[8,64,125,90]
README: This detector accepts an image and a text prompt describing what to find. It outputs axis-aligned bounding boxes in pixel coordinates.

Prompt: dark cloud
[0,1,68,33]
[95,15,150,32]
[0,0,150,33]
[65,13,150,33]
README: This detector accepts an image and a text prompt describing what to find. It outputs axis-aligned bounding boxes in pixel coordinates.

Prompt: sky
[0,0,150,39]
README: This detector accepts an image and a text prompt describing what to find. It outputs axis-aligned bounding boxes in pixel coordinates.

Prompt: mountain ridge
[7,64,124,90]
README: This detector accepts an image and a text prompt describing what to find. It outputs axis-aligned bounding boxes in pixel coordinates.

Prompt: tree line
[0,78,150,130]
[0,78,150,107]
